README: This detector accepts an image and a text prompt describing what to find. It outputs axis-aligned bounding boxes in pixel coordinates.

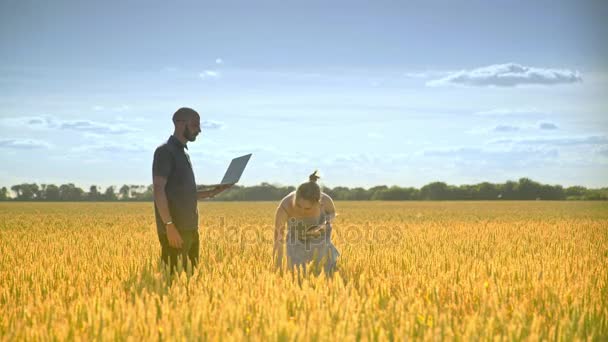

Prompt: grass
[0,201,606,340]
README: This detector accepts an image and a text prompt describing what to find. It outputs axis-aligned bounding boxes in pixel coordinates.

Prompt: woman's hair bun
[297,170,322,202]
[309,170,320,183]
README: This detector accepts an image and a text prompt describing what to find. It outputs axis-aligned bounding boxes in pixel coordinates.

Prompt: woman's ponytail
[309,170,320,183]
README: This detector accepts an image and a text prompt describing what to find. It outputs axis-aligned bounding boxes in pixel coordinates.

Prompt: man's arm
[152,146,183,249]
[153,176,183,249]
[153,175,172,223]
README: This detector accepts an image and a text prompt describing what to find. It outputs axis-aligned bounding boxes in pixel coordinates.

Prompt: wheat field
[0,201,606,340]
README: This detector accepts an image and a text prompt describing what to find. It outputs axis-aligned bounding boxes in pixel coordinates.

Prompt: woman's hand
[273,240,285,273]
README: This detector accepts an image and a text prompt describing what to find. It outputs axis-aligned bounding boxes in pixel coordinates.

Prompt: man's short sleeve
[153,146,173,178]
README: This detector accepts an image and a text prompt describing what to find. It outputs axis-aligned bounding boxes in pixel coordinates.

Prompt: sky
[1,0,607,190]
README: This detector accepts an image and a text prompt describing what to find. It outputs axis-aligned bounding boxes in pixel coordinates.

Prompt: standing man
[152,107,230,273]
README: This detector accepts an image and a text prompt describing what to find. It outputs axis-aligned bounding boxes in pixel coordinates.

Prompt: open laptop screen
[220,153,252,185]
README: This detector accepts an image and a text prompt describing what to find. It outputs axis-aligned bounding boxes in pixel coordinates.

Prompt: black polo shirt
[153,135,198,234]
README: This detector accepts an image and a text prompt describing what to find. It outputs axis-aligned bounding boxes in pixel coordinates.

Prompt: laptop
[199,153,252,189]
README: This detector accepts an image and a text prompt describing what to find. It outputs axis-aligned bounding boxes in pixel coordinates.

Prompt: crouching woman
[273,171,339,276]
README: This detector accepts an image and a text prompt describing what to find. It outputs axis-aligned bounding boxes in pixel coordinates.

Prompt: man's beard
[184,126,197,142]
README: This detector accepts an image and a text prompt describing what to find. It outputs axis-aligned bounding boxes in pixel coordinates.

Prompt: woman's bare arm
[322,193,337,223]
[273,203,289,270]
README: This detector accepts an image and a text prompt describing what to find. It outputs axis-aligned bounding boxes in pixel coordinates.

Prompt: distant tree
[499,181,518,200]
[129,185,146,200]
[104,186,118,201]
[420,182,449,200]
[88,185,100,201]
[517,178,542,200]
[369,185,389,193]
[0,179,605,202]
[581,188,608,200]
[371,186,418,200]
[565,186,587,199]
[40,184,47,199]
[321,186,336,199]
[119,185,131,200]
[476,182,500,200]
[337,187,371,201]
[455,185,474,200]
[330,187,352,201]
[539,184,565,200]
[58,184,84,201]
[241,183,289,201]
[367,185,388,199]
[10,185,21,199]
[446,185,461,200]
[348,187,370,200]
[137,185,154,201]
[11,183,40,200]
[44,184,60,201]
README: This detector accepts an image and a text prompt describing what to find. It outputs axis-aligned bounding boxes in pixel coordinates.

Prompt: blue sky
[1,0,607,189]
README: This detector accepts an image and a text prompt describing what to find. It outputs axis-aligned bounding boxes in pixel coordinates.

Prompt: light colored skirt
[286,225,339,276]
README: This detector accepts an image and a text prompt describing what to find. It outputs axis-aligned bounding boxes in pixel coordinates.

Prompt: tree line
[1,178,607,201]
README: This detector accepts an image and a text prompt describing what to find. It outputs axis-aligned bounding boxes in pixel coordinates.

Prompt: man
[152,107,230,273]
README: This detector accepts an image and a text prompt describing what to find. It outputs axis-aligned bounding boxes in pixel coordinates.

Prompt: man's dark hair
[172,107,199,124]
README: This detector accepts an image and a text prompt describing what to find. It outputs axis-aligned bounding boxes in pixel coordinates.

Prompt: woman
[273,171,340,276]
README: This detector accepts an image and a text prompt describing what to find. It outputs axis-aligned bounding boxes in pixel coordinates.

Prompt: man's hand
[198,184,233,199]
[166,223,183,249]
[212,184,233,196]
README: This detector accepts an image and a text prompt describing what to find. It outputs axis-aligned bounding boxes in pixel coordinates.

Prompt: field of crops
[0,201,607,340]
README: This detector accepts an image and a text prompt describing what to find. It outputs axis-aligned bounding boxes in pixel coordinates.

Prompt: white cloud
[403,70,451,79]
[403,72,430,78]
[470,121,563,135]
[493,125,519,133]
[0,115,139,135]
[0,115,58,129]
[0,138,51,150]
[73,143,147,154]
[427,63,582,87]
[474,108,545,116]
[59,120,139,135]
[424,146,557,158]
[215,58,223,65]
[114,105,130,112]
[199,70,220,79]
[91,105,131,112]
[115,116,146,123]
[201,120,224,130]
[538,122,559,130]
[489,135,608,147]
[422,146,560,169]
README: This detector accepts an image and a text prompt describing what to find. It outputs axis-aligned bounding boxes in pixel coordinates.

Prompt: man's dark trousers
[158,229,199,274]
